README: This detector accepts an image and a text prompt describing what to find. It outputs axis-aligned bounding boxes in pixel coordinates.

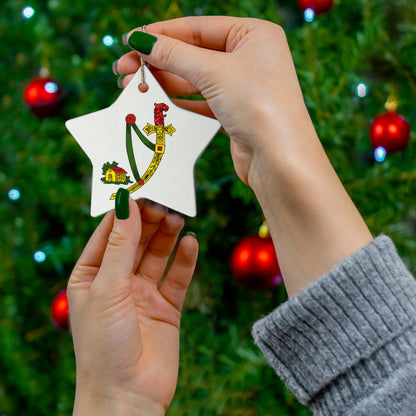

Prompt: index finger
[136,16,245,52]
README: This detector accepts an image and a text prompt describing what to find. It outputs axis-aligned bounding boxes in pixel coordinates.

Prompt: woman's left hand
[68,199,198,416]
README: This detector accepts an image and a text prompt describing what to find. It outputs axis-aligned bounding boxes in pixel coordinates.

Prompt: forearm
[73,388,166,416]
[247,105,373,296]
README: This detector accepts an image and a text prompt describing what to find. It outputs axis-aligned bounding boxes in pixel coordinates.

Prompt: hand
[116,16,372,296]
[67,199,198,415]
[116,16,310,185]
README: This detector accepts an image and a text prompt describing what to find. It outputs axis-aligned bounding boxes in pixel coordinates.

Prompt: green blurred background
[1,0,416,414]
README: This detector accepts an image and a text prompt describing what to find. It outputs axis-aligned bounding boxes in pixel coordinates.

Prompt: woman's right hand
[116,16,372,297]
[115,16,314,185]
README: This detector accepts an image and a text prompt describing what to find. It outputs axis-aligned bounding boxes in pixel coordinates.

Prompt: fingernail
[112,60,119,76]
[128,31,157,55]
[117,76,124,89]
[115,188,130,220]
[122,33,129,46]
[186,231,197,238]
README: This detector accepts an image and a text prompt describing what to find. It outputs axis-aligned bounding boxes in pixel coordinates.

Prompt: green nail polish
[186,231,197,238]
[115,188,129,220]
[128,31,157,55]
[112,60,119,76]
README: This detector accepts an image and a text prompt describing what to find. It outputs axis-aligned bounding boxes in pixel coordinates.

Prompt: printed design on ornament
[109,103,176,200]
[101,161,133,185]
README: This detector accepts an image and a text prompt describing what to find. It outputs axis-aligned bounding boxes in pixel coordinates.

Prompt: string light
[8,189,20,200]
[102,35,114,46]
[22,6,35,19]
[356,83,368,98]
[34,250,47,263]
[374,146,387,163]
[304,8,315,22]
[44,81,58,94]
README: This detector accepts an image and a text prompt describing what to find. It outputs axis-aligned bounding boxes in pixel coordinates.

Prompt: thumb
[126,30,218,93]
[97,191,141,287]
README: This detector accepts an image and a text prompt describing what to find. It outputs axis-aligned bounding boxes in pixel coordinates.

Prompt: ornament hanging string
[139,26,149,93]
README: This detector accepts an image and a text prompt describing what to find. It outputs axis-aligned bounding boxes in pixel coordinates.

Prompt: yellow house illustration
[105,167,127,183]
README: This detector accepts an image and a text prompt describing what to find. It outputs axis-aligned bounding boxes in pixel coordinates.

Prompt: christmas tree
[1,0,416,415]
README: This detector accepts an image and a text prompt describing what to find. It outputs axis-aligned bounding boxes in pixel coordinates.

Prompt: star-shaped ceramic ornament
[66,66,221,217]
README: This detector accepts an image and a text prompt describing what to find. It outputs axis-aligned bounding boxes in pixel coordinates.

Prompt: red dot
[139,179,144,185]
[139,83,149,93]
[125,114,136,124]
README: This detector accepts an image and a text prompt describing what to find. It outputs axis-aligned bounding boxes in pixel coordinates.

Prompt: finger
[136,212,184,285]
[116,71,215,118]
[145,16,244,51]
[159,234,199,311]
[67,212,115,312]
[115,46,203,97]
[115,53,161,77]
[118,73,134,89]
[97,198,142,287]
[133,200,168,271]
[126,26,223,93]
[153,70,200,96]
[171,99,215,119]
[116,65,200,97]
[115,50,141,74]
[69,211,114,283]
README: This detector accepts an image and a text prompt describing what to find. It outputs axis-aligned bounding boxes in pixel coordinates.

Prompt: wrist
[245,94,320,185]
[247,105,322,198]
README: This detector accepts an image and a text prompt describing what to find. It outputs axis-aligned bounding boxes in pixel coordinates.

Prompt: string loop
[139,26,149,93]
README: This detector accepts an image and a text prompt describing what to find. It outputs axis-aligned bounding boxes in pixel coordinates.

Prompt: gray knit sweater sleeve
[252,235,416,416]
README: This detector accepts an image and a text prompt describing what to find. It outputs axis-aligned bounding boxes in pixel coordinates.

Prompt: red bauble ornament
[24,76,63,117]
[51,290,70,330]
[370,111,411,153]
[298,0,334,14]
[230,235,282,290]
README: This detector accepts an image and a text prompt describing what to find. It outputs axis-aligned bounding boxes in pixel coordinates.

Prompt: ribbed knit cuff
[252,235,416,414]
